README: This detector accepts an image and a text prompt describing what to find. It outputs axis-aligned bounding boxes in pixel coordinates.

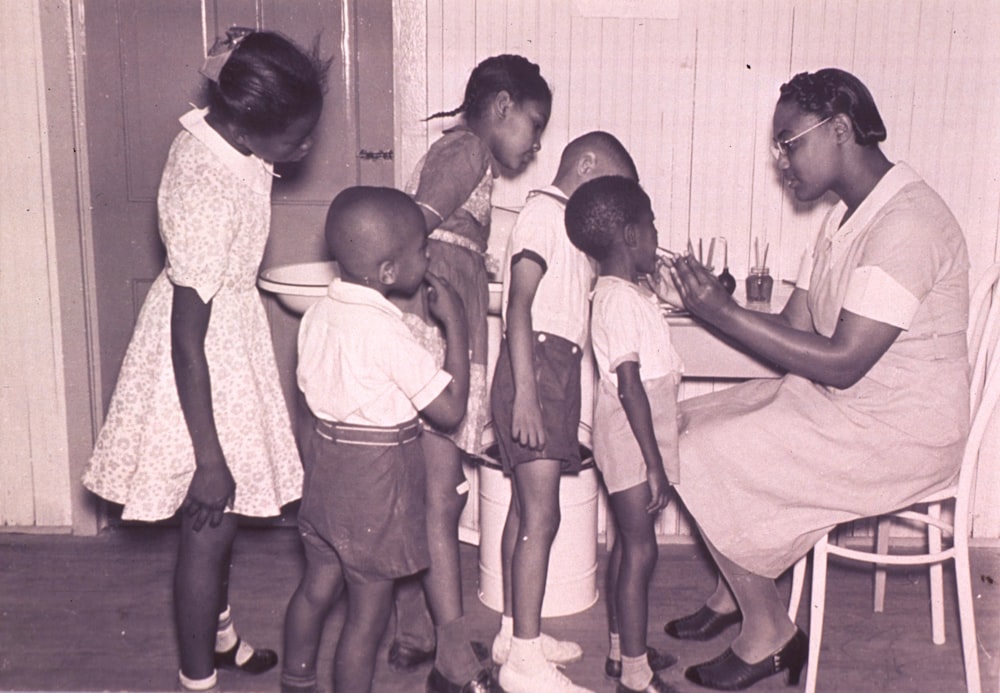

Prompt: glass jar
[745,266,773,303]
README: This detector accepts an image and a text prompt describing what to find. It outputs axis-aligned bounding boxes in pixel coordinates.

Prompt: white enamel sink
[259,259,503,316]
[258,261,339,315]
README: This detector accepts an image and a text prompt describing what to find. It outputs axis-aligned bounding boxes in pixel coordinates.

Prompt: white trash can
[476,447,599,617]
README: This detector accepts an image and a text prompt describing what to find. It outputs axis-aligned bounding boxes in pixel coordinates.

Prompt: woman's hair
[565,176,651,262]
[427,54,551,122]
[206,31,330,136]
[778,68,886,146]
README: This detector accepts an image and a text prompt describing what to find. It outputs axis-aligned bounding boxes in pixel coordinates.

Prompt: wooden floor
[0,526,997,693]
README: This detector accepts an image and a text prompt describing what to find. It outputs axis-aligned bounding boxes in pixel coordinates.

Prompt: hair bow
[199,26,255,83]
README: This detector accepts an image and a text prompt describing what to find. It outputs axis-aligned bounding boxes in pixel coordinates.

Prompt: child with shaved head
[281,186,471,693]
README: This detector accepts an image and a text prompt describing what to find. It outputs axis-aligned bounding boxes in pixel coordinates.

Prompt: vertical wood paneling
[397,0,1000,538]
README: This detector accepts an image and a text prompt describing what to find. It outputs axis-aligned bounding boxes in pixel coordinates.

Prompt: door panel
[84,1,394,522]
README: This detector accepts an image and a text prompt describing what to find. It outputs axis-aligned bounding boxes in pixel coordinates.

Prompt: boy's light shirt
[590,276,683,388]
[499,185,595,347]
[297,279,452,426]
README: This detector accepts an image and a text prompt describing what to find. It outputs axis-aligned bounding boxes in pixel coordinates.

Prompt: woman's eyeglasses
[771,116,833,160]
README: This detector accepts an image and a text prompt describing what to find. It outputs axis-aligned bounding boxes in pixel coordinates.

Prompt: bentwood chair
[788,263,1000,693]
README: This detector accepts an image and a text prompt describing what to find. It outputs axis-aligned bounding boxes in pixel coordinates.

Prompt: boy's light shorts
[593,372,681,494]
[490,331,584,474]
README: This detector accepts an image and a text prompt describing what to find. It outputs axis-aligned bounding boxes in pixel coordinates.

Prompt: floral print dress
[82,108,302,521]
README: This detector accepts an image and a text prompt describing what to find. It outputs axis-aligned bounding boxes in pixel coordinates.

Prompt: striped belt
[314,418,422,446]
[429,228,486,256]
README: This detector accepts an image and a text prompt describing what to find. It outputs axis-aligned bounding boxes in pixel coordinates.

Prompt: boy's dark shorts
[490,331,583,474]
[298,417,430,584]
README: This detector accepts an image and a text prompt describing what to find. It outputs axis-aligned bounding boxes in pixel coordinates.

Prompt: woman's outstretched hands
[182,461,236,531]
[646,256,684,309]
[667,254,735,321]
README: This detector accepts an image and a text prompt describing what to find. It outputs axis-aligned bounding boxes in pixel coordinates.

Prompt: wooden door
[83,0,394,519]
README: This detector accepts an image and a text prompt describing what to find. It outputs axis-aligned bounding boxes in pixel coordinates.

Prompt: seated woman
[665,68,970,690]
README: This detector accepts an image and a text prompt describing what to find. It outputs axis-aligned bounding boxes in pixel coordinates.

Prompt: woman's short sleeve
[159,136,238,303]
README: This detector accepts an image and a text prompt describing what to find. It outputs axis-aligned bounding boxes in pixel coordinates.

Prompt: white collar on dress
[178,107,275,195]
[826,162,922,242]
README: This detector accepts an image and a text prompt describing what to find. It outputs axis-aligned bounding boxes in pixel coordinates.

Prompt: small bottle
[745,266,773,303]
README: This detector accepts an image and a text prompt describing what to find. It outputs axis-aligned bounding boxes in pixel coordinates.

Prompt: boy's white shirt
[500,185,596,347]
[297,279,452,426]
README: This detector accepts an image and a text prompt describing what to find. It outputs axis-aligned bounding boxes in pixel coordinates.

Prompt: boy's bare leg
[281,552,344,691]
[509,458,562,638]
[335,579,395,693]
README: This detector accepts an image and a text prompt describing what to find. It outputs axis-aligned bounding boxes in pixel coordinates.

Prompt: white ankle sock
[500,614,514,638]
[178,669,218,691]
[215,605,238,652]
[608,631,621,660]
[621,653,653,690]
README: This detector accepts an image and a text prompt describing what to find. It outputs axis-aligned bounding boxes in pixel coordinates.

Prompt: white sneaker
[498,659,594,693]
[492,630,584,666]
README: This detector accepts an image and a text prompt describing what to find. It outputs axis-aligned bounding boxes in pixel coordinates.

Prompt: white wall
[393,0,1000,539]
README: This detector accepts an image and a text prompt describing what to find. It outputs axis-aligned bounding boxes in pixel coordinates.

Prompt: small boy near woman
[489,131,642,693]
[280,186,497,693]
[566,175,683,693]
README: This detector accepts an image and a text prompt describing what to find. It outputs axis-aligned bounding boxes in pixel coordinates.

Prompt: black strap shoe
[388,640,437,672]
[606,646,678,678]
[213,639,278,674]
[616,672,682,693]
[683,628,808,690]
[426,667,503,693]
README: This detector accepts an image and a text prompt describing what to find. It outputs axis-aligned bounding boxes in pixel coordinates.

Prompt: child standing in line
[81,29,327,692]
[388,54,553,690]
[489,132,639,693]
[565,176,684,693]
[279,187,489,693]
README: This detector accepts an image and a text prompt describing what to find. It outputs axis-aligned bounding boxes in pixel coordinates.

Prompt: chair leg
[927,503,946,644]
[806,536,829,693]
[953,533,982,693]
[788,553,807,622]
[874,516,891,613]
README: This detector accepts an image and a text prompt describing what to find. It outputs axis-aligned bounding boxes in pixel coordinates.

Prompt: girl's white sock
[215,605,238,652]
[508,635,545,673]
[608,631,621,660]
[621,652,654,690]
[178,669,218,691]
[500,614,514,638]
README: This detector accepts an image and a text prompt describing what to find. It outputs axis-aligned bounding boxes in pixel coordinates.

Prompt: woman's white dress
[675,163,970,578]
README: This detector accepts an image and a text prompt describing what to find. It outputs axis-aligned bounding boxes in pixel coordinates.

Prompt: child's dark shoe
[213,639,278,674]
[388,640,436,672]
[426,667,503,693]
[605,647,677,678]
[616,672,681,693]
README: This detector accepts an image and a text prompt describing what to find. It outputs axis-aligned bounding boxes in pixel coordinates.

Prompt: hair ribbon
[199,26,254,83]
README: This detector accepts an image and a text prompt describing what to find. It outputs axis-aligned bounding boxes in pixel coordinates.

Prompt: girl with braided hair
[387,54,551,693]
[663,67,969,690]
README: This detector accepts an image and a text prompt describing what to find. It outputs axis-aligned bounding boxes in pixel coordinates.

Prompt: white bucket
[476,453,599,617]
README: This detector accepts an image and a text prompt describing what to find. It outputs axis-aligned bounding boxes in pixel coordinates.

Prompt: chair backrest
[969,263,1000,408]
[956,263,1000,534]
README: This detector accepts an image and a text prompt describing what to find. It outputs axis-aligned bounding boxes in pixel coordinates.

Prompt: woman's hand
[667,254,736,322]
[645,257,684,309]
[182,459,236,531]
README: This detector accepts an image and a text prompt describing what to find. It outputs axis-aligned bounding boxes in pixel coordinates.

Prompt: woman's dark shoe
[605,646,678,678]
[664,605,742,641]
[213,640,278,674]
[683,628,808,690]
[426,667,503,693]
[616,672,682,693]
[388,640,436,672]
